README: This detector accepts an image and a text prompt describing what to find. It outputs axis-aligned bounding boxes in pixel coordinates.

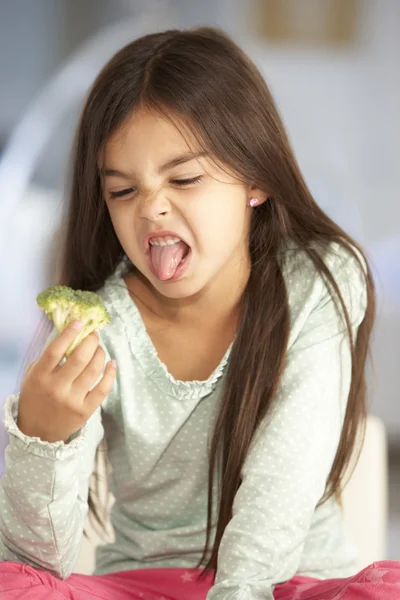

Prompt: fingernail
[109,360,117,369]
[72,321,83,331]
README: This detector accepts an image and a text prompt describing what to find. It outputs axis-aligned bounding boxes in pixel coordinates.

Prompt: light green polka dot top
[0,240,369,600]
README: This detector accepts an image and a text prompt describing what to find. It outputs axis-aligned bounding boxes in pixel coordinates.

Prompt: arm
[207,245,369,600]
[0,327,110,579]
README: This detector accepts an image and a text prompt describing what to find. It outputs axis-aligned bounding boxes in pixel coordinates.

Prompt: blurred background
[0,0,398,561]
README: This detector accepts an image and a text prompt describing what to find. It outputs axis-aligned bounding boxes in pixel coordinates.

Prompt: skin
[98,108,267,375]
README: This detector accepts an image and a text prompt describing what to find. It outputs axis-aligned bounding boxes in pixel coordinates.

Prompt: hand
[17,321,117,443]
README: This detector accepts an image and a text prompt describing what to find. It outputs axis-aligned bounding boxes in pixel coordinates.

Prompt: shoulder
[91,262,133,377]
[95,259,132,325]
[279,238,369,350]
[280,238,368,293]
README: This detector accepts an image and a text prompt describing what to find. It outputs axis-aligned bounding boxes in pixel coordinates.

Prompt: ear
[248,184,269,206]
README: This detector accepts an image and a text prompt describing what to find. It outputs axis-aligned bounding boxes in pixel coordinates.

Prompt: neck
[125,256,250,331]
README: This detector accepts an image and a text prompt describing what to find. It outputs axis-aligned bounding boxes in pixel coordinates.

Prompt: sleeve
[0,326,112,579]
[206,245,369,600]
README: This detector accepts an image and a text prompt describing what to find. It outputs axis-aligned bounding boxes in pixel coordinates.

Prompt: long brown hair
[20,26,376,581]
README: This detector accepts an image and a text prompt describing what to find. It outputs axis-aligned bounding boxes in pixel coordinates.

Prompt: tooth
[149,235,183,247]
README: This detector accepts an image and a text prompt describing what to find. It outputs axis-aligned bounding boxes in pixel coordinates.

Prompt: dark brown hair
[20,26,376,582]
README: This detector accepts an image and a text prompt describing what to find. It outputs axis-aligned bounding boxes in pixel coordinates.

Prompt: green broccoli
[36,285,111,357]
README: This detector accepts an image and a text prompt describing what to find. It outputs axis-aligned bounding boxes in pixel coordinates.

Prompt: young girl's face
[100,108,260,300]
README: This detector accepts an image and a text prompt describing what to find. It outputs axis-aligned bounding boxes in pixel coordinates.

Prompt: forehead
[105,108,196,157]
[98,107,241,184]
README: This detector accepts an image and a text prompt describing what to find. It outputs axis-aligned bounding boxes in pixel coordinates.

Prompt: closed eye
[171,176,203,186]
[109,187,136,199]
[109,176,203,199]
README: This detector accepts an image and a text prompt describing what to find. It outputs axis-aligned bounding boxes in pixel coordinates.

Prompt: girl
[0,26,398,600]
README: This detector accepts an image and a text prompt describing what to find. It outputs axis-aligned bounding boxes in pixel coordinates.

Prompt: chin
[151,278,203,300]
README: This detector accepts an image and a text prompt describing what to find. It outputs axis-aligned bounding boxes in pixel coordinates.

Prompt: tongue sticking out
[150,241,189,281]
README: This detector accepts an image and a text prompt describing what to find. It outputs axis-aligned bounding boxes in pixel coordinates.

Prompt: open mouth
[147,235,191,282]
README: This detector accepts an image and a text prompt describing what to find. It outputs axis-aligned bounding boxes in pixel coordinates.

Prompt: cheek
[194,200,248,258]
[108,212,125,243]
[107,210,122,240]
[107,208,142,252]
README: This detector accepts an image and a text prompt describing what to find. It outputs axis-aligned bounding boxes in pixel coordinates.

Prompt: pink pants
[1,560,400,599]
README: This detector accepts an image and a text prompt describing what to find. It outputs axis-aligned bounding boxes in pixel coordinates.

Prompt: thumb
[25,360,37,376]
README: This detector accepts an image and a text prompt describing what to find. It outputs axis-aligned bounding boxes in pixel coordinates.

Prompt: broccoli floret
[36,285,111,357]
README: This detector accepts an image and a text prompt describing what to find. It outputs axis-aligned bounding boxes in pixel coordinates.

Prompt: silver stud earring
[249,197,259,207]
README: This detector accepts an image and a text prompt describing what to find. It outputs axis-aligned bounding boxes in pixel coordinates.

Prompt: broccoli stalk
[36,285,111,357]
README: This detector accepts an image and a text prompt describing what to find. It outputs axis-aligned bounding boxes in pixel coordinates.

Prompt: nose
[138,189,171,222]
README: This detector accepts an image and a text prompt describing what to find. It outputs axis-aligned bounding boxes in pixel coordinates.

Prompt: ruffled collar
[104,257,232,401]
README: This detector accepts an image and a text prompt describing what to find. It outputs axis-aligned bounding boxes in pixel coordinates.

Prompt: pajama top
[0,239,369,600]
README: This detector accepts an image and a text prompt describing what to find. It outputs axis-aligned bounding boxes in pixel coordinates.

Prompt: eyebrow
[101,151,208,179]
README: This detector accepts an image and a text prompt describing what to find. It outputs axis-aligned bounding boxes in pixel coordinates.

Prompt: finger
[42,321,87,371]
[25,360,37,377]
[84,361,117,412]
[55,331,100,384]
[71,345,106,393]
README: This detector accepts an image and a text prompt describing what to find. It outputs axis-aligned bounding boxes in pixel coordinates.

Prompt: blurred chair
[341,414,388,569]
[75,415,388,575]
